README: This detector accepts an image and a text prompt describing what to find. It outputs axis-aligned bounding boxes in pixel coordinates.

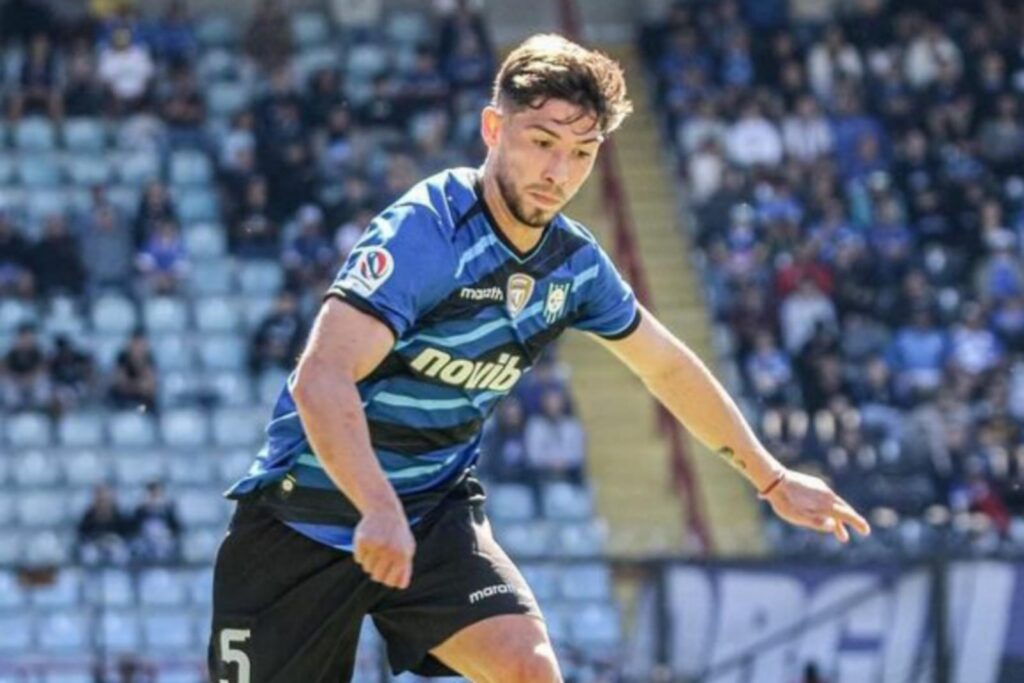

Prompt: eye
[574,149,592,159]
[534,139,553,149]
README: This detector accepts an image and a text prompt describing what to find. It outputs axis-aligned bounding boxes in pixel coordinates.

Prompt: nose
[542,151,570,188]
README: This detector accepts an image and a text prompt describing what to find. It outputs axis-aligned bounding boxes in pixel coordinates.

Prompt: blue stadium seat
[0,494,12,527]
[296,46,341,83]
[167,450,215,485]
[206,80,251,118]
[108,411,158,448]
[105,184,141,217]
[519,564,559,602]
[66,154,112,186]
[0,156,15,183]
[291,11,330,46]
[112,452,165,486]
[89,334,128,372]
[0,298,37,333]
[5,412,51,448]
[242,294,276,332]
[36,610,90,652]
[12,449,60,487]
[541,482,593,520]
[568,602,620,650]
[158,369,204,407]
[169,150,213,186]
[42,297,86,338]
[207,370,254,407]
[488,484,536,522]
[237,259,283,295]
[559,564,612,602]
[495,521,551,559]
[63,117,107,152]
[194,295,241,333]
[182,527,222,563]
[257,368,288,405]
[0,613,32,653]
[99,610,141,652]
[62,449,109,487]
[30,569,82,608]
[25,189,68,230]
[385,12,431,46]
[554,520,606,557]
[211,406,265,446]
[14,117,56,151]
[117,150,162,185]
[43,672,95,683]
[198,334,247,371]
[177,489,228,527]
[216,449,256,486]
[183,221,226,257]
[196,14,238,48]
[189,257,236,296]
[143,610,195,651]
[160,408,210,449]
[143,296,190,333]
[0,570,26,608]
[16,491,67,528]
[91,294,138,335]
[139,568,189,607]
[188,567,214,606]
[0,530,22,565]
[151,334,196,372]
[58,412,106,447]
[346,44,389,81]
[90,568,135,607]
[17,154,62,186]
[177,190,220,224]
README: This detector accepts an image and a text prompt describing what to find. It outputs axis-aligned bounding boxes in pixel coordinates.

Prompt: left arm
[593,305,870,542]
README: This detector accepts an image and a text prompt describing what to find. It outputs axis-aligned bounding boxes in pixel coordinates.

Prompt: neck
[479,164,545,255]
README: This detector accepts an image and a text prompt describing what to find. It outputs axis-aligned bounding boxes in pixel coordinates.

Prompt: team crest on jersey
[506,273,535,317]
[337,247,394,297]
[543,281,571,324]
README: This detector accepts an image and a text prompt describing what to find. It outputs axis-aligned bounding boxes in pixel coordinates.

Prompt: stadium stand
[0,1,621,680]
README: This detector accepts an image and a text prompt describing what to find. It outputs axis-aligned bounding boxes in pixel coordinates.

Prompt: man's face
[484,98,603,228]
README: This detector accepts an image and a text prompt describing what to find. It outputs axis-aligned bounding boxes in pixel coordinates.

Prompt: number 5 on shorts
[219,628,252,683]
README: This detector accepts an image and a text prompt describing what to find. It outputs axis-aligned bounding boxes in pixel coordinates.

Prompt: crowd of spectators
[76,480,183,565]
[643,0,1024,554]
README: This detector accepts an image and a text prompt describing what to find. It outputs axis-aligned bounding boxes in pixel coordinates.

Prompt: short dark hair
[492,33,633,135]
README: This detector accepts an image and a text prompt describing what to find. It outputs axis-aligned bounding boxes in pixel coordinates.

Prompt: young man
[209,34,870,683]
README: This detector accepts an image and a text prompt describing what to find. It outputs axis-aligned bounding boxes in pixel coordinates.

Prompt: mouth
[529,191,561,207]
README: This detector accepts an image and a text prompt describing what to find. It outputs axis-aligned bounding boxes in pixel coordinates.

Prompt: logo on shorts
[506,274,535,317]
[468,583,518,604]
[336,247,394,297]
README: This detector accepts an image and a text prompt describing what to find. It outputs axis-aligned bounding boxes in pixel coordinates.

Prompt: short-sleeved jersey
[225,167,640,550]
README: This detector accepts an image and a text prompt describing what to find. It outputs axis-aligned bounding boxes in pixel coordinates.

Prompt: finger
[832,517,850,543]
[380,559,410,590]
[832,501,871,536]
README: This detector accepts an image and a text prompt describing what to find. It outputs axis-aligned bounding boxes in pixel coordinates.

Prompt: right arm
[290,297,415,589]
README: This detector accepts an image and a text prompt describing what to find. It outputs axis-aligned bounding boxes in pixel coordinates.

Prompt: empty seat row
[0,567,212,609]
[488,482,595,522]
[0,149,211,187]
[0,526,224,566]
[493,519,608,559]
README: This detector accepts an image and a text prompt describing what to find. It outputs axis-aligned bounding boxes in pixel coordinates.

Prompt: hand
[353,505,416,589]
[763,469,871,543]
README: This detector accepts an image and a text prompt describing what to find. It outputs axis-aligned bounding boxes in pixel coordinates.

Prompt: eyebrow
[526,123,603,145]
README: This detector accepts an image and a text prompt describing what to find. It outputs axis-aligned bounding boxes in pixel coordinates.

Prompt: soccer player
[209,34,871,683]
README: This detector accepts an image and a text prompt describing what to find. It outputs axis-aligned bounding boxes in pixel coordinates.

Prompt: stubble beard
[495,163,554,228]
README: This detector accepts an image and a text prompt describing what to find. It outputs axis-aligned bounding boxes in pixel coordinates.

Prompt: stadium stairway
[560,46,764,557]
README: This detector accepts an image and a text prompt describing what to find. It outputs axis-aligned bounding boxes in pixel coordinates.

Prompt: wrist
[757,469,788,499]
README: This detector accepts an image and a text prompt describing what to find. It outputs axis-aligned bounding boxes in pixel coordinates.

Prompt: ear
[480,105,503,149]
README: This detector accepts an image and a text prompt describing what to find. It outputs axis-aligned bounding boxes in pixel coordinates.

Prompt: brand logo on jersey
[506,274,535,317]
[460,286,504,302]
[336,246,394,297]
[409,348,524,392]
[543,281,571,324]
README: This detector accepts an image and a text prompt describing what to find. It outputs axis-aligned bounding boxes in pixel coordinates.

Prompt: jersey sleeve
[572,245,642,340]
[324,203,452,339]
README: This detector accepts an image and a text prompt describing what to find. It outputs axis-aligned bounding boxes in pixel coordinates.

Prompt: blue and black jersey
[225,167,640,550]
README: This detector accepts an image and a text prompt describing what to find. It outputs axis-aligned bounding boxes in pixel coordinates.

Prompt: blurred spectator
[63,39,107,118]
[230,176,279,258]
[49,334,95,414]
[282,204,335,289]
[799,662,830,683]
[76,484,133,566]
[134,181,178,248]
[334,207,372,261]
[480,396,529,482]
[150,0,196,66]
[442,27,494,95]
[81,196,134,293]
[244,0,292,70]
[131,481,182,563]
[726,101,783,168]
[948,302,1003,378]
[30,214,86,297]
[517,355,573,416]
[136,219,188,294]
[779,277,837,353]
[249,291,305,375]
[109,329,158,412]
[0,0,54,45]
[8,32,61,120]
[744,331,793,406]
[98,26,155,112]
[398,47,449,113]
[0,212,35,298]
[1,323,49,411]
[524,388,585,484]
[159,63,206,148]
[887,308,949,403]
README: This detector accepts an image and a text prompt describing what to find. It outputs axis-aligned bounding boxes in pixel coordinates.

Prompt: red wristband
[758,470,787,499]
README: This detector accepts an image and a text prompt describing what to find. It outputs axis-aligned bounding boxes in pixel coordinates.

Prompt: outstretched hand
[763,469,871,543]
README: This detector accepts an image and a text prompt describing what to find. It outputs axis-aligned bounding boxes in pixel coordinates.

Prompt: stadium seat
[143,610,195,651]
[216,449,256,485]
[194,295,241,333]
[91,294,138,335]
[555,520,606,557]
[58,412,106,447]
[0,530,22,565]
[188,567,214,606]
[189,257,236,296]
[112,452,165,486]
[346,44,389,81]
[99,610,141,652]
[541,482,593,520]
[0,186,26,220]
[158,369,204,406]
[139,568,189,607]
[62,449,109,487]
[16,491,67,528]
[160,408,210,448]
[519,564,559,602]
[0,613,32,653]
[105,184,141,216]
[12,449,60,487]
[41,297,86,338]
[237,259,284,295]
[143,296,190,333]
[206,80,251,118]
[66,154,112,186]
[257,368,288,405]
[117,150,162,185]
[182,527,222,563]
[5,412,51,448]
[488,484,536,522]
[36,610,90,652]
[169,150,213,186]
[183,221,226,257]
[17,154,62,186]
[177,489,228,527]
[196,14,238,48]
[494,521,551,559]
[385,11,431,45]
[0,297,36,332]
[30,568,81,608]
[211,406,265,447]
[89,568,136,607]
[568,602,620,649]
[206,370,255,407]
[559,564,612,602]
[0,570,26,608]
[14,117,56,150]
[291,11,330,46]
[151,333,196,372]
[0,158,15,185]
[167,452,215,485]
[198,334,247,371]
[63,117,107,152]
[25,189,68,232]
[241,294,276,332]
[108,411,158,448]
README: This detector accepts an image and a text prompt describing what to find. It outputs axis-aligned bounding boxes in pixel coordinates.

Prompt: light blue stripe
[396,300,545,350]
[372,390,501,410]
[573,264,600,291]
[454,234,499,277]
[297,452,454,480]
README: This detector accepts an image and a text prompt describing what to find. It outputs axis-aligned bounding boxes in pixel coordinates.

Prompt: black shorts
[207,477,542,682]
